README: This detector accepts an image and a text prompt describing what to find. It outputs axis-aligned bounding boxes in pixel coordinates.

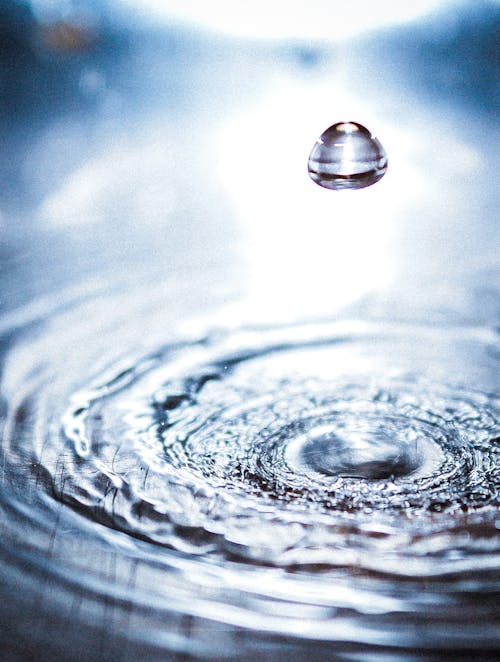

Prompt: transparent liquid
[308,122,388,190]
[1,5,499,659]
[2,304,498,659]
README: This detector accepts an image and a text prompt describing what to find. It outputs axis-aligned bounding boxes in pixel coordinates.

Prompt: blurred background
[1,0,498,326]
[0,1,499,659]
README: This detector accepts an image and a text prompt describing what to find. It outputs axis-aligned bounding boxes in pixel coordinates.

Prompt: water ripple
[2,317,499,655]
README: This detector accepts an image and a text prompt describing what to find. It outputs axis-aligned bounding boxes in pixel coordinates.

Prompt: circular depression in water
[52,321,499,550]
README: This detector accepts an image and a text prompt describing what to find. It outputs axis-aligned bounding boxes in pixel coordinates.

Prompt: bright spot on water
[128,0,456,41]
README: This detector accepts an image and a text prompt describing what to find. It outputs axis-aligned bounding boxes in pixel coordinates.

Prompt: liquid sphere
[308,121,388,190]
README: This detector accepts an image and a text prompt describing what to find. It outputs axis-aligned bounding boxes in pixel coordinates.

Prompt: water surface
[0,2,499,660]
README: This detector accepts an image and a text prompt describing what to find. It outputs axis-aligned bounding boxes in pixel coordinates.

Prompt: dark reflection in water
[0,1,499,660]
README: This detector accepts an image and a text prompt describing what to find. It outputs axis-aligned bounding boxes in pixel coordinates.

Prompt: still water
[0,1,499,660]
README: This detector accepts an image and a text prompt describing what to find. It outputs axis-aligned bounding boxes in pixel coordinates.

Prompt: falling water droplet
[308,121,388,190]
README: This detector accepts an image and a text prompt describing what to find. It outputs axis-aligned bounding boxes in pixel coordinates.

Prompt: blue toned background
[0,1,499,660]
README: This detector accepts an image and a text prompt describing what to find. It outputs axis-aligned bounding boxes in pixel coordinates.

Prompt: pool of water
[0,2,499,660]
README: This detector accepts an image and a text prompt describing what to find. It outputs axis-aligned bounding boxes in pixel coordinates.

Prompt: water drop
[308,121,388,190]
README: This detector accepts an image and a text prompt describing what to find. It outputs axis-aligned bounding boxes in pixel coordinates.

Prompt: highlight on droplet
[308,121,388,190]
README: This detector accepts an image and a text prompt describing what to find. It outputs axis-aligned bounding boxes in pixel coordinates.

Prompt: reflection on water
[0,1,499,660]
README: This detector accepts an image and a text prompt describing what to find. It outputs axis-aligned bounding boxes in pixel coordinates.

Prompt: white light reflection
[124,0,455,40]
[39,132,177,230]
[214,79,425,323]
